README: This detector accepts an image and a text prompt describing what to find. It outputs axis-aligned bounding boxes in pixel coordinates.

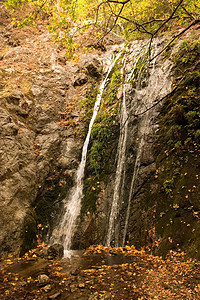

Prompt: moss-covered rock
[131,38,200,259]
[82,59,122,215]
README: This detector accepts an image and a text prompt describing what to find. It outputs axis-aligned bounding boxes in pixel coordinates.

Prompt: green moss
[81,60,122,214]
[79,83,98,128]
[148,39,200,258]
[174,40,200,70]
[131,52,149,84]
[158,40,200,151]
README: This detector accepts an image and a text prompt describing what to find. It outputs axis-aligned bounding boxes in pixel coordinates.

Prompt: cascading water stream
[106,57,128,247]
[106,43,143,246]
[51,49,123,256]
[122,40,173,245]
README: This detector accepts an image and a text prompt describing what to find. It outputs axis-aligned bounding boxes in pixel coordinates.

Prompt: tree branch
[110,13,153,36]
[148,0,184,57]
[96,3,125,44]
[106,0,130,4]
[150,19,200,62]
[142,17,177,26]
[96,1,108,25]
[153,0,184,36]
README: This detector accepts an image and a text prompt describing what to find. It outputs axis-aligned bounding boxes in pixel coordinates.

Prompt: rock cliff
[0,3,106,256]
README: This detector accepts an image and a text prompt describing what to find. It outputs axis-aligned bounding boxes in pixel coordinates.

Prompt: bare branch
[153,0,184,36]
[96,1,108,25]
[110,13,153,36]
[126,16,178,35]
[96,0,198,63]
[97,3,125,44]
[143,15,180,26]
[106,0,130,4]
[148,0,185,57]
[95,0,130,23]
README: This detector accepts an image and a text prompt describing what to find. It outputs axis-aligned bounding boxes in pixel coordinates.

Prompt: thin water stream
[122,41,173,245]
[51,49,123,256]
[106,42,146,246]
[106,57,128,247]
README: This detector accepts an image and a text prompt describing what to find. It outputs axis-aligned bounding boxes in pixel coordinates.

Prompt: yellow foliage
[4,0,200,59]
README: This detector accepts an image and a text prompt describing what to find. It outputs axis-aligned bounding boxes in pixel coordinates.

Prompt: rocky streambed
[1,245,200,299]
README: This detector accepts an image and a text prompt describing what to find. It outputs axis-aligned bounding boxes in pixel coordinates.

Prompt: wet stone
[99,292,112,300]
[20,281,27,287]
[78,282,85,288]
[70,284,78,292]
[42,284,51,292]
[88,292,99,300]
[70,267,79,275]
[38,274,50,286]
[48,292,61,299]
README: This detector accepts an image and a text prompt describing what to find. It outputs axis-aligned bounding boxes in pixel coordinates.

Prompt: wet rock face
[74,40,173,249]
[0,5,121,255]
[38,274,50,286]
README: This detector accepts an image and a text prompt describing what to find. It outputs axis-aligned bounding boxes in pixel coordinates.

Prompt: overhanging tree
[4,0,200,58]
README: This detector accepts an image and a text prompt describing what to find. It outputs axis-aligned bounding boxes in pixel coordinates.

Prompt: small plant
[189,261,195,269]
[173,203,179,210]
[195,130,200,142]
[174,141,182,149]
[163,179,174,195]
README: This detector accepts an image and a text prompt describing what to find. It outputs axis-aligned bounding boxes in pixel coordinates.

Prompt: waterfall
[105,59,128,246]
[106,40,173,246]
[106,43,143,246]
[51,49,123,256]
[122,40,173,245]
[51,39,173,253]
